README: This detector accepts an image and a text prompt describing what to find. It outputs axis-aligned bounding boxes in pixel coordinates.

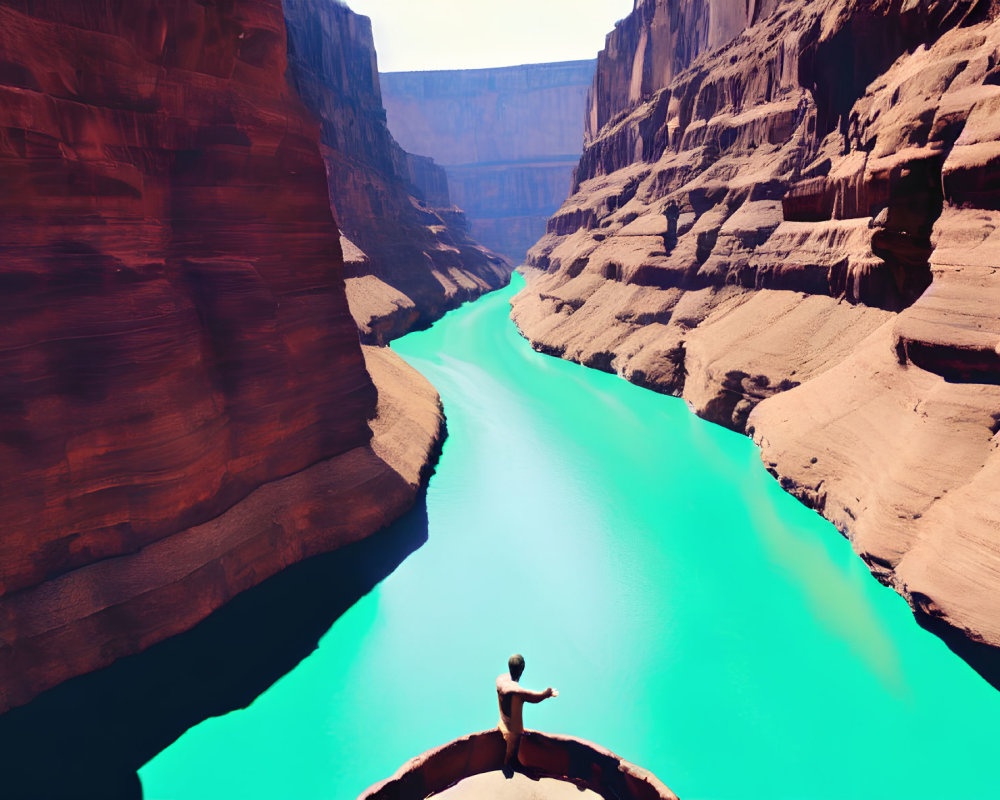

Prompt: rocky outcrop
[0,0,442,715]
[380,60,596,265]
[584,0,783,143]
[359,730,678,800]
[511,0,1000,683]
[405,153,452,208]
[283,0,510,343]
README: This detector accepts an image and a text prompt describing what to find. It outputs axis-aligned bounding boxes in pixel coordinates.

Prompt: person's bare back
[496,654,558,767]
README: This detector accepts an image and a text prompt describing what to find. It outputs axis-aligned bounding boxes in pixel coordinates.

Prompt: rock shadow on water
[0,493,431,800]
[913,603,1000,693]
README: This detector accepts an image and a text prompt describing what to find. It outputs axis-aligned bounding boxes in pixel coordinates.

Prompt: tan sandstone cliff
[511,0,1000,684]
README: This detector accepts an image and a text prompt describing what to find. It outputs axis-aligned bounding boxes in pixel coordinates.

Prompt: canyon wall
[380,60,597,265]
[511,0,1000,684]
[283,0,511,343]
[0,0,442,716]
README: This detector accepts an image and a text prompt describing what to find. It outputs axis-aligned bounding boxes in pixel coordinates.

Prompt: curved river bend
[142,275,999,800]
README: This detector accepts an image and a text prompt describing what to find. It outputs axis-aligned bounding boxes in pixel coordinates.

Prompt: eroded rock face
[283,0,510,343]
[380,61,597,265]
[0,0,441,714]
[585,0,782,142]
[511,0,1000,681]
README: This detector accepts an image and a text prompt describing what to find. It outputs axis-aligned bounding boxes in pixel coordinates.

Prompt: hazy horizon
[346,0,634,72]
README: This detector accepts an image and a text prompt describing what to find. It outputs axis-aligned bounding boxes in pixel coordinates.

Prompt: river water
[141,274,999,799]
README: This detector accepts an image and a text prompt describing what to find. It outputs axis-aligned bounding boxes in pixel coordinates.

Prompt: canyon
[0,0,452,726]
[284,0,511,344]
[511,0,1000,683]
[381,60,596,265]
[2,0,1000,795]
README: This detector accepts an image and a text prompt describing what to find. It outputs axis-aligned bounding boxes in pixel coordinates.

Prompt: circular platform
[435,770,603,800]
[357,729,678,800]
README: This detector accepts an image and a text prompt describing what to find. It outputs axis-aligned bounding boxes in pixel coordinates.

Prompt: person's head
[508,653,525,681]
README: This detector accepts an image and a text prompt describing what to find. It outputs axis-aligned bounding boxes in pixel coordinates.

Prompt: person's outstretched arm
[520,687,558,703]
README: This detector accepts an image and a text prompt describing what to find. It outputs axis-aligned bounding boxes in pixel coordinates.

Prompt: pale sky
[345,0,635,73]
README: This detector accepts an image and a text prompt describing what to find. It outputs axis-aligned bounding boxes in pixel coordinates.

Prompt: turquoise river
[141,274,999,799]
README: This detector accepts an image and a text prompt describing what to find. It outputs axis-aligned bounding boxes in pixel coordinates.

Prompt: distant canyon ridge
[381,60,596,265]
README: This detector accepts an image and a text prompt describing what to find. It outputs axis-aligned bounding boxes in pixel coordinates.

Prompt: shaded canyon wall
[283,0,511,344]
[380,60,597,265]
[511,0,1000,683]
[0,0,442,717]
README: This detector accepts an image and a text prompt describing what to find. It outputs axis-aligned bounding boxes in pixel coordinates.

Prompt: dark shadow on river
[0,492,430,800]
[915,611,1000,693]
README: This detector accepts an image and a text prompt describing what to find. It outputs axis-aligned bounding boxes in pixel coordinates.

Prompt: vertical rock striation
[584,0,783,143]
[282,0,511,343]
[0,0,442,715]
[380,60,597,265]
[511,0,1000,684]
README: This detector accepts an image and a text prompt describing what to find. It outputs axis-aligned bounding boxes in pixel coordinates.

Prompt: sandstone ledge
[359,729,678,800]
[0,347,444,714]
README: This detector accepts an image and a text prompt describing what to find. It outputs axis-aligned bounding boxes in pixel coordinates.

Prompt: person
[496,653,558,768]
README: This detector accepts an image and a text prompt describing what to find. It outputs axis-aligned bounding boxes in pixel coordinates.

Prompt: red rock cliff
[283,0,511,344]
[512,0,1000,683]
[0,0,442,714]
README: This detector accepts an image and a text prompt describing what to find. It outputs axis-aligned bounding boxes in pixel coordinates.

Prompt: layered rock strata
[283,0,510,343]
[380,60,597,265]
[511,0,1000,682]
[0,0,442,714]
